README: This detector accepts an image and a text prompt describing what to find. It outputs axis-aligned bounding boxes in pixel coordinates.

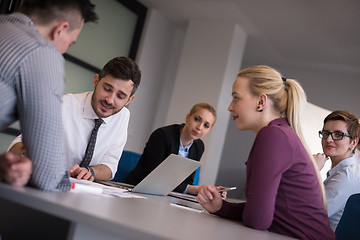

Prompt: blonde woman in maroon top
[197,65,335,239]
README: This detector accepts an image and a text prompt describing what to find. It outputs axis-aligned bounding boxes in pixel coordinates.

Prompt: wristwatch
[86,166,95,177]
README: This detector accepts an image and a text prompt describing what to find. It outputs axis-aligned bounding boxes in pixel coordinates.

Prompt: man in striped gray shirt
[0,0,97,191]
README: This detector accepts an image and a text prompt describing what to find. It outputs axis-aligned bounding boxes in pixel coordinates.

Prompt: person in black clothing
[124,103,224,195]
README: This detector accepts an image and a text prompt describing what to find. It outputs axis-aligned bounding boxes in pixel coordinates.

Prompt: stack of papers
[69,178,146,199]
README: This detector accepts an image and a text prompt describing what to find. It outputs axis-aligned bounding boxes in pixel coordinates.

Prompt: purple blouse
[215,118,335,239]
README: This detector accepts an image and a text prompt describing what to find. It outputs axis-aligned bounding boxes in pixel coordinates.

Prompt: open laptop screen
[131,154,201,196]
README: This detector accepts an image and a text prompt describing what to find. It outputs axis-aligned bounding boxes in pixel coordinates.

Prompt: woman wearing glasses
[315,110,360,232]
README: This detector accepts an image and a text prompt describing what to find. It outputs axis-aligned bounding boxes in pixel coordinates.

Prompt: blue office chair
[192,166,201,185]
[335,193,360,240]
[110,150,141,183]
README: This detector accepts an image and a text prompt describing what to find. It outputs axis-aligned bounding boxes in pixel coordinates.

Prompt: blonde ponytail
[285,78,327,209]
[238,65,327,208]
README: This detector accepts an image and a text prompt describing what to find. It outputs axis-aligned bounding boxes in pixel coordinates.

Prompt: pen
[71,182,103,195]
[218,186,236,192]
[170,203,203,213]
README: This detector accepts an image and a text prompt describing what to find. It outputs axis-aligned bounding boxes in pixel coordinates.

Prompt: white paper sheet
[69,177,146,199]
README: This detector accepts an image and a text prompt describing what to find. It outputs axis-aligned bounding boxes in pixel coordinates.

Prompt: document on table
[69,178,146,199]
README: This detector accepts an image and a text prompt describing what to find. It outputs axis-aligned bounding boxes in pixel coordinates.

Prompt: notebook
[130,154,201,196]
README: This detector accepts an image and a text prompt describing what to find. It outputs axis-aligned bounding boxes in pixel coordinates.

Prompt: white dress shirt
[62,92,129,178]
[324,156,360,231]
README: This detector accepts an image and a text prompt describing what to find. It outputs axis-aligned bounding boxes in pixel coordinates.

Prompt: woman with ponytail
[196,65,335,239]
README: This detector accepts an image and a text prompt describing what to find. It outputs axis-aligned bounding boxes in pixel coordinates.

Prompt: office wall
[125,9,185,153]
[278,65,359,117]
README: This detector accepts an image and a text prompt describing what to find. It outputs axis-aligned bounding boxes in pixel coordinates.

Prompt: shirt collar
[10,13,34,26]
[179,137,193,151]
[327,156,356,177]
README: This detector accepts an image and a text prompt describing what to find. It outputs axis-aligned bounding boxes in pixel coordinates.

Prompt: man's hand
[0,152,32,186]
[69,164,94,181]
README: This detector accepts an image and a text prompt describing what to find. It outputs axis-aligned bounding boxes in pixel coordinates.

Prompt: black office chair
[335,193,360,240]
[110,150,141,183]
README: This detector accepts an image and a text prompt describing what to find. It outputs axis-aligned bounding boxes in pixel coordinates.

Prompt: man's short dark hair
[19,0,98,29]
[99,56,142,96]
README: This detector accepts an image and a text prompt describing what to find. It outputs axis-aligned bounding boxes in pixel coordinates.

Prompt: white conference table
[0,182,294,240]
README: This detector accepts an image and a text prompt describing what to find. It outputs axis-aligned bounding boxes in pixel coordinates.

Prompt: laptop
[130,154,201,196]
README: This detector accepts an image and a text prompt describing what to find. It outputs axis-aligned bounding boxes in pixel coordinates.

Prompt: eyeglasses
[318,130,352,141]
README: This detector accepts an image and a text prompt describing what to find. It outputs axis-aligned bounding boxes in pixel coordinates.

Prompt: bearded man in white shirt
[9,56,141,181]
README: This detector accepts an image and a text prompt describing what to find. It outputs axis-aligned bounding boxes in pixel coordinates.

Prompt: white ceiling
[138,0,360,75]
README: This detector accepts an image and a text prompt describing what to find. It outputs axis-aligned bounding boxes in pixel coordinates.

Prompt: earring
[257,106,263,112]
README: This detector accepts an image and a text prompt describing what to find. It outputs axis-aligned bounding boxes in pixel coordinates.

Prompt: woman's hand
[216,186,228,200]
[313,153,329,171]
[196,184,223,213]
[187,185,228,199]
